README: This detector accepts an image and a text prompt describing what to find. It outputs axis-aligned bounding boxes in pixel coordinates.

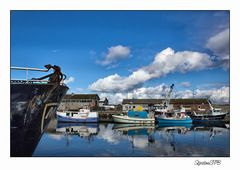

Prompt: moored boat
[156,112,192,124]
[190,100,228,123]
[112,110,155,124]
[11,65,69,156]
[153,84,192,124]
[57,109,99,123]
[112,115,155,124]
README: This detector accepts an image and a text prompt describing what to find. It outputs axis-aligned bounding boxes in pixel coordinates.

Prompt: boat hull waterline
[156,116,193,124]
[112,115,155,124]
[57,114,98,123]
[190,114,227,123]
[57,110,99,123]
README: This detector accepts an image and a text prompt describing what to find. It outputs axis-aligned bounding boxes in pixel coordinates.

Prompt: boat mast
[207,100,214,111]
[164,84,174,108]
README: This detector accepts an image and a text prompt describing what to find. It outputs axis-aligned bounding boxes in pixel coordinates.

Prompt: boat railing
[11,66,66,86]
[11,79,50,84]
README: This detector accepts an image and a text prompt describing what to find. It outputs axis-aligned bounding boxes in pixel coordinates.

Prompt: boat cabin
[127,111,149,118]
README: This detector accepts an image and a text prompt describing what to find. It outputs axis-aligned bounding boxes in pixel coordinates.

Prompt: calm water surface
[32,119,230,157]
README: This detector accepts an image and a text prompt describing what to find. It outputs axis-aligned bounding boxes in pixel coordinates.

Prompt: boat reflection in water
[156,124,192,153]
[56,123,99,143]
[155,123,229,156]
[156,123,192,134]
[33,122,229,157]
[113,124,156,151]
[191,123,229,141]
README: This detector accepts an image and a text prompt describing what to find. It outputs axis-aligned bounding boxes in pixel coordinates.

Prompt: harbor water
[31,119,230,157]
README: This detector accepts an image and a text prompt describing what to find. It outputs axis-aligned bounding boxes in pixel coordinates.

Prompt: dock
[98,111,122,122]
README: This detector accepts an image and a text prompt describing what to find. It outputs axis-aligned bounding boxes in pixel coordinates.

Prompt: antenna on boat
[164,84,174,108]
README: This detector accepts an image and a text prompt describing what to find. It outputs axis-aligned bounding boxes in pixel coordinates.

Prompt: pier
[98,111,122,122]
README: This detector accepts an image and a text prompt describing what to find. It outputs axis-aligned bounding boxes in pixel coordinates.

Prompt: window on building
[183,105,192,110]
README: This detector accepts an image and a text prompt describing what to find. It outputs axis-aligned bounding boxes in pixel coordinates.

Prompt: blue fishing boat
[156,112,192,124]
[154,84,192,124]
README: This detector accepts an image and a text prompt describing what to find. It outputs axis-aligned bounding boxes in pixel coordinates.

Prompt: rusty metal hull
[10,82,68,156]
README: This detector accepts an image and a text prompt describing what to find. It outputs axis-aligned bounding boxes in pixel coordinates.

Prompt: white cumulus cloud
[64,76,75,84]
[90,47,213,93]
[206,28,229,60]
[98,84,229,104]
[171,86,229,104]
[194,86,229,104]
[98,45,131,66]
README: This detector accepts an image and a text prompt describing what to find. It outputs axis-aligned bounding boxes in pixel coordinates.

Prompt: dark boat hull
[190,113,227,123]
[10,83,68,156]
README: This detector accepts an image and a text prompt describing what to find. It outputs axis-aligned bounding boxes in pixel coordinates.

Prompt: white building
[58,94,100,111]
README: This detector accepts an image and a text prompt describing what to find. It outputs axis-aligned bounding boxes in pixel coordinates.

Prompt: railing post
[26,67,28,82]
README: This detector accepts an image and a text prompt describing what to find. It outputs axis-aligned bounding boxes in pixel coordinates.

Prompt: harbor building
[99,98,109,107]
[58,94,100,111]
[122,98,211,113]
[99,98,122,111]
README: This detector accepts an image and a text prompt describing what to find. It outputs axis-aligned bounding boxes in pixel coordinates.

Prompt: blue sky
[11,11,230,103]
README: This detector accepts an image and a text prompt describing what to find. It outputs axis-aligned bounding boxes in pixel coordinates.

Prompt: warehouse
[58,94,100,111]
[122,98,210,112]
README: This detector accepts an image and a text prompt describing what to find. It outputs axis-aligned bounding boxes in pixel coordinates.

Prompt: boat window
[66,113,70,116]
[66,128,70,132]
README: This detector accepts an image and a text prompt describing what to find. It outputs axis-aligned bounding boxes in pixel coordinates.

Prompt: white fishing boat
[112,115,155,124]
[112,110,155,124]
[57,109,99,123]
